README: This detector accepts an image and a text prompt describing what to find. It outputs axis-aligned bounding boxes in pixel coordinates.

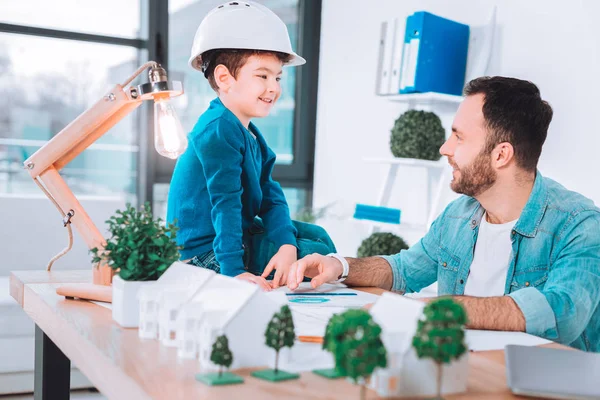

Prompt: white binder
[375,19,395,95]
[389,18,405,95]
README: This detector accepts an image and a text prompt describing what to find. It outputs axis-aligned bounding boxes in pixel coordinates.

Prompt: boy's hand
[261,244,297,288]
[235,272,272,291]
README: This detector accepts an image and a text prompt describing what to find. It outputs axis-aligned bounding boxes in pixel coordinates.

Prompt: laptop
[505,344,600,400]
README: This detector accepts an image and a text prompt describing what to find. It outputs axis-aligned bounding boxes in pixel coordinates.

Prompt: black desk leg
[35,324,71,400]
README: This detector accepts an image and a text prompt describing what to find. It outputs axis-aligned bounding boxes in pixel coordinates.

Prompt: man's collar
[512,171,548,238]
[470,171,548,237]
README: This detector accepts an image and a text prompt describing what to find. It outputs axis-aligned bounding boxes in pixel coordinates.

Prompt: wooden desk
[10,270,566,400]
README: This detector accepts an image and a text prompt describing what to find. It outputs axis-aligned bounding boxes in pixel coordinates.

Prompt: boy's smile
[220,54,284,127]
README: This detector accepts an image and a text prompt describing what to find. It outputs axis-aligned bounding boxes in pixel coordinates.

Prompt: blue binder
[353,204,401,225]
[399,11,470,96]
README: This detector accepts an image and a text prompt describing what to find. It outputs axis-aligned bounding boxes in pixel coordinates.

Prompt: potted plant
[390,110,446,161]
[357,232,409,258]
[412,298,468,399]
[90,202,181,327]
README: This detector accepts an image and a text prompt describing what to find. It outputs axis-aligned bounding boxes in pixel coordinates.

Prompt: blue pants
[187,218,337,277]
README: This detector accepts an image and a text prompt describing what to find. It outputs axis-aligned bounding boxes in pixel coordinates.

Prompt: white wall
[0,195,126,274]
[314,0,600,256]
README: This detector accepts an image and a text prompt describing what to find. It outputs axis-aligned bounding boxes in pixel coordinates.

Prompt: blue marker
[286,292,357,296]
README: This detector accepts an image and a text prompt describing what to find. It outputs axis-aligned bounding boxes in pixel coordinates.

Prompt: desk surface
[10,270,566,400]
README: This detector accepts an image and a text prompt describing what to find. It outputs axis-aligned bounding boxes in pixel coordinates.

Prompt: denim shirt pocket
[438,247,461,295]
[510,265,549,293]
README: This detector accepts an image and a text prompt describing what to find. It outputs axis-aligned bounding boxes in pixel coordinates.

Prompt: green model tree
[195,334,244,386]
[326,309,387,400]
[252,305,300,382]
[266,304,295,373]
[412,298,468,399]
[312,313,345,379]
[210,335,233,378]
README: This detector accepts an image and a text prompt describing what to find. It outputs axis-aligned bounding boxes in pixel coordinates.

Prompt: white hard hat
[188,1,306,71]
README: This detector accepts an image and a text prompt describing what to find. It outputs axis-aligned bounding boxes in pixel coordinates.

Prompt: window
[0,0,143,39]
[0,33,142,202]
[0,0,321,214]
[0,2,146,204]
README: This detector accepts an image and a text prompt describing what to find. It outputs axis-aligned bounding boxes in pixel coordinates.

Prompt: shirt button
[511,230,516,235]
[471,220,477,227]
[442,262,447,267]
[460,279,464,284]
[525,281,530,287]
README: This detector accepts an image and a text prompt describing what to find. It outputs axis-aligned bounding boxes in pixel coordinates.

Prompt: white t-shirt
[464,213,517,297]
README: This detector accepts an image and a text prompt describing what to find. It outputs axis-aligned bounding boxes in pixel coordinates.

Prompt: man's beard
[449,150,497,197]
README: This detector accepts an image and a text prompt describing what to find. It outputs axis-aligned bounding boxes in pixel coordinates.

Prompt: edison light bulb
[154,98,187,159]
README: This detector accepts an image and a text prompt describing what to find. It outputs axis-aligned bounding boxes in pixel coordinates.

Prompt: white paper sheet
[276,282,379,308]
[465,330,551,351]
[291,306,345,336]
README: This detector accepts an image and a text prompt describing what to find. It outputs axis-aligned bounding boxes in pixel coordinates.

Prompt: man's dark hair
[464,76,553,172]
[200,49,292,92]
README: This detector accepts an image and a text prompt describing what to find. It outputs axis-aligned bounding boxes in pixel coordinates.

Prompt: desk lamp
[23,61,187,302]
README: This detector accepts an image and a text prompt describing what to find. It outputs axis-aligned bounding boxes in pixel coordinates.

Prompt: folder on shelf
[375,19,395,95]
[389,18,405,95]
[353,204,401,225]
[399,11,470,96]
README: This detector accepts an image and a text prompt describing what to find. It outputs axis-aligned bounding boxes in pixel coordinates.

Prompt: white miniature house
[137,262,215,340]
[369,292,469,398]
[138,283,160,339]
[174,274,288,370]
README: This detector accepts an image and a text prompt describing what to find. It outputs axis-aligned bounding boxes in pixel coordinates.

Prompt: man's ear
[213,64,233,93]
[493,142,515,168]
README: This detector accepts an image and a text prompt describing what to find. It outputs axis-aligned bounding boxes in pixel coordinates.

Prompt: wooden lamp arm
[24,84,143,285]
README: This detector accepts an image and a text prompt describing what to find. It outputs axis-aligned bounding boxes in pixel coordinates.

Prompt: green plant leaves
[89,202,182,281]
[390,110,446,161]
[357,232,409,258]
[412,297,468,364]
[323,309,387,383]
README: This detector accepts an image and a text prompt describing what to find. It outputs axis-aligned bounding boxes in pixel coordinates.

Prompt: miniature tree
[211,335,233,378]
[412,298,468,399]
[195,334,243,386]
[252,305,299,382]
[327,309,387,400]
[313,313,345,379]
[265,304,295,373]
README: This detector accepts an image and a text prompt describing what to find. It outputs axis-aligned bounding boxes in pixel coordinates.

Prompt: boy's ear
[213,64,233,93]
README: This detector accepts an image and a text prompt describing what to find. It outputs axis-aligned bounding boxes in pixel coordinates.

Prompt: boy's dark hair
[464,76,553,173]
[200,49,293,92]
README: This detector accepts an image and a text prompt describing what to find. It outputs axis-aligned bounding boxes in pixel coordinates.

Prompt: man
[287,76,600,352]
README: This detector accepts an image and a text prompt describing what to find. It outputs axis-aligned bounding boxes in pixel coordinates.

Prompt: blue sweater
[167,98,298,276]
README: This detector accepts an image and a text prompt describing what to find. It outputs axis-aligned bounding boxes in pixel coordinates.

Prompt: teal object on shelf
[353,204,401,224]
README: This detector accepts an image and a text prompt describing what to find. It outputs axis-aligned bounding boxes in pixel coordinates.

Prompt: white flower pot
[112,275,155,328]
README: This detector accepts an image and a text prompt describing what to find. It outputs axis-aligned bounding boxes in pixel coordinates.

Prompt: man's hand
[236,272,272,291]
[287,253,344,290]
[260,244,297,288]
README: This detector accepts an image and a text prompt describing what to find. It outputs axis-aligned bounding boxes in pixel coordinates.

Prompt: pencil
[298,335,324,344]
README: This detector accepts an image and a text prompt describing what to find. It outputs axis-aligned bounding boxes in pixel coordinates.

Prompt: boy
[167,1,336,290]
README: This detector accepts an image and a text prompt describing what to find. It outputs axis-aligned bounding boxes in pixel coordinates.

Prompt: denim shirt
[382,172,600,352]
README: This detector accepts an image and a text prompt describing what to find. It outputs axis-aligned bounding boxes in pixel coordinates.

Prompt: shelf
[363,157,447,169]
[380,92,463,106]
